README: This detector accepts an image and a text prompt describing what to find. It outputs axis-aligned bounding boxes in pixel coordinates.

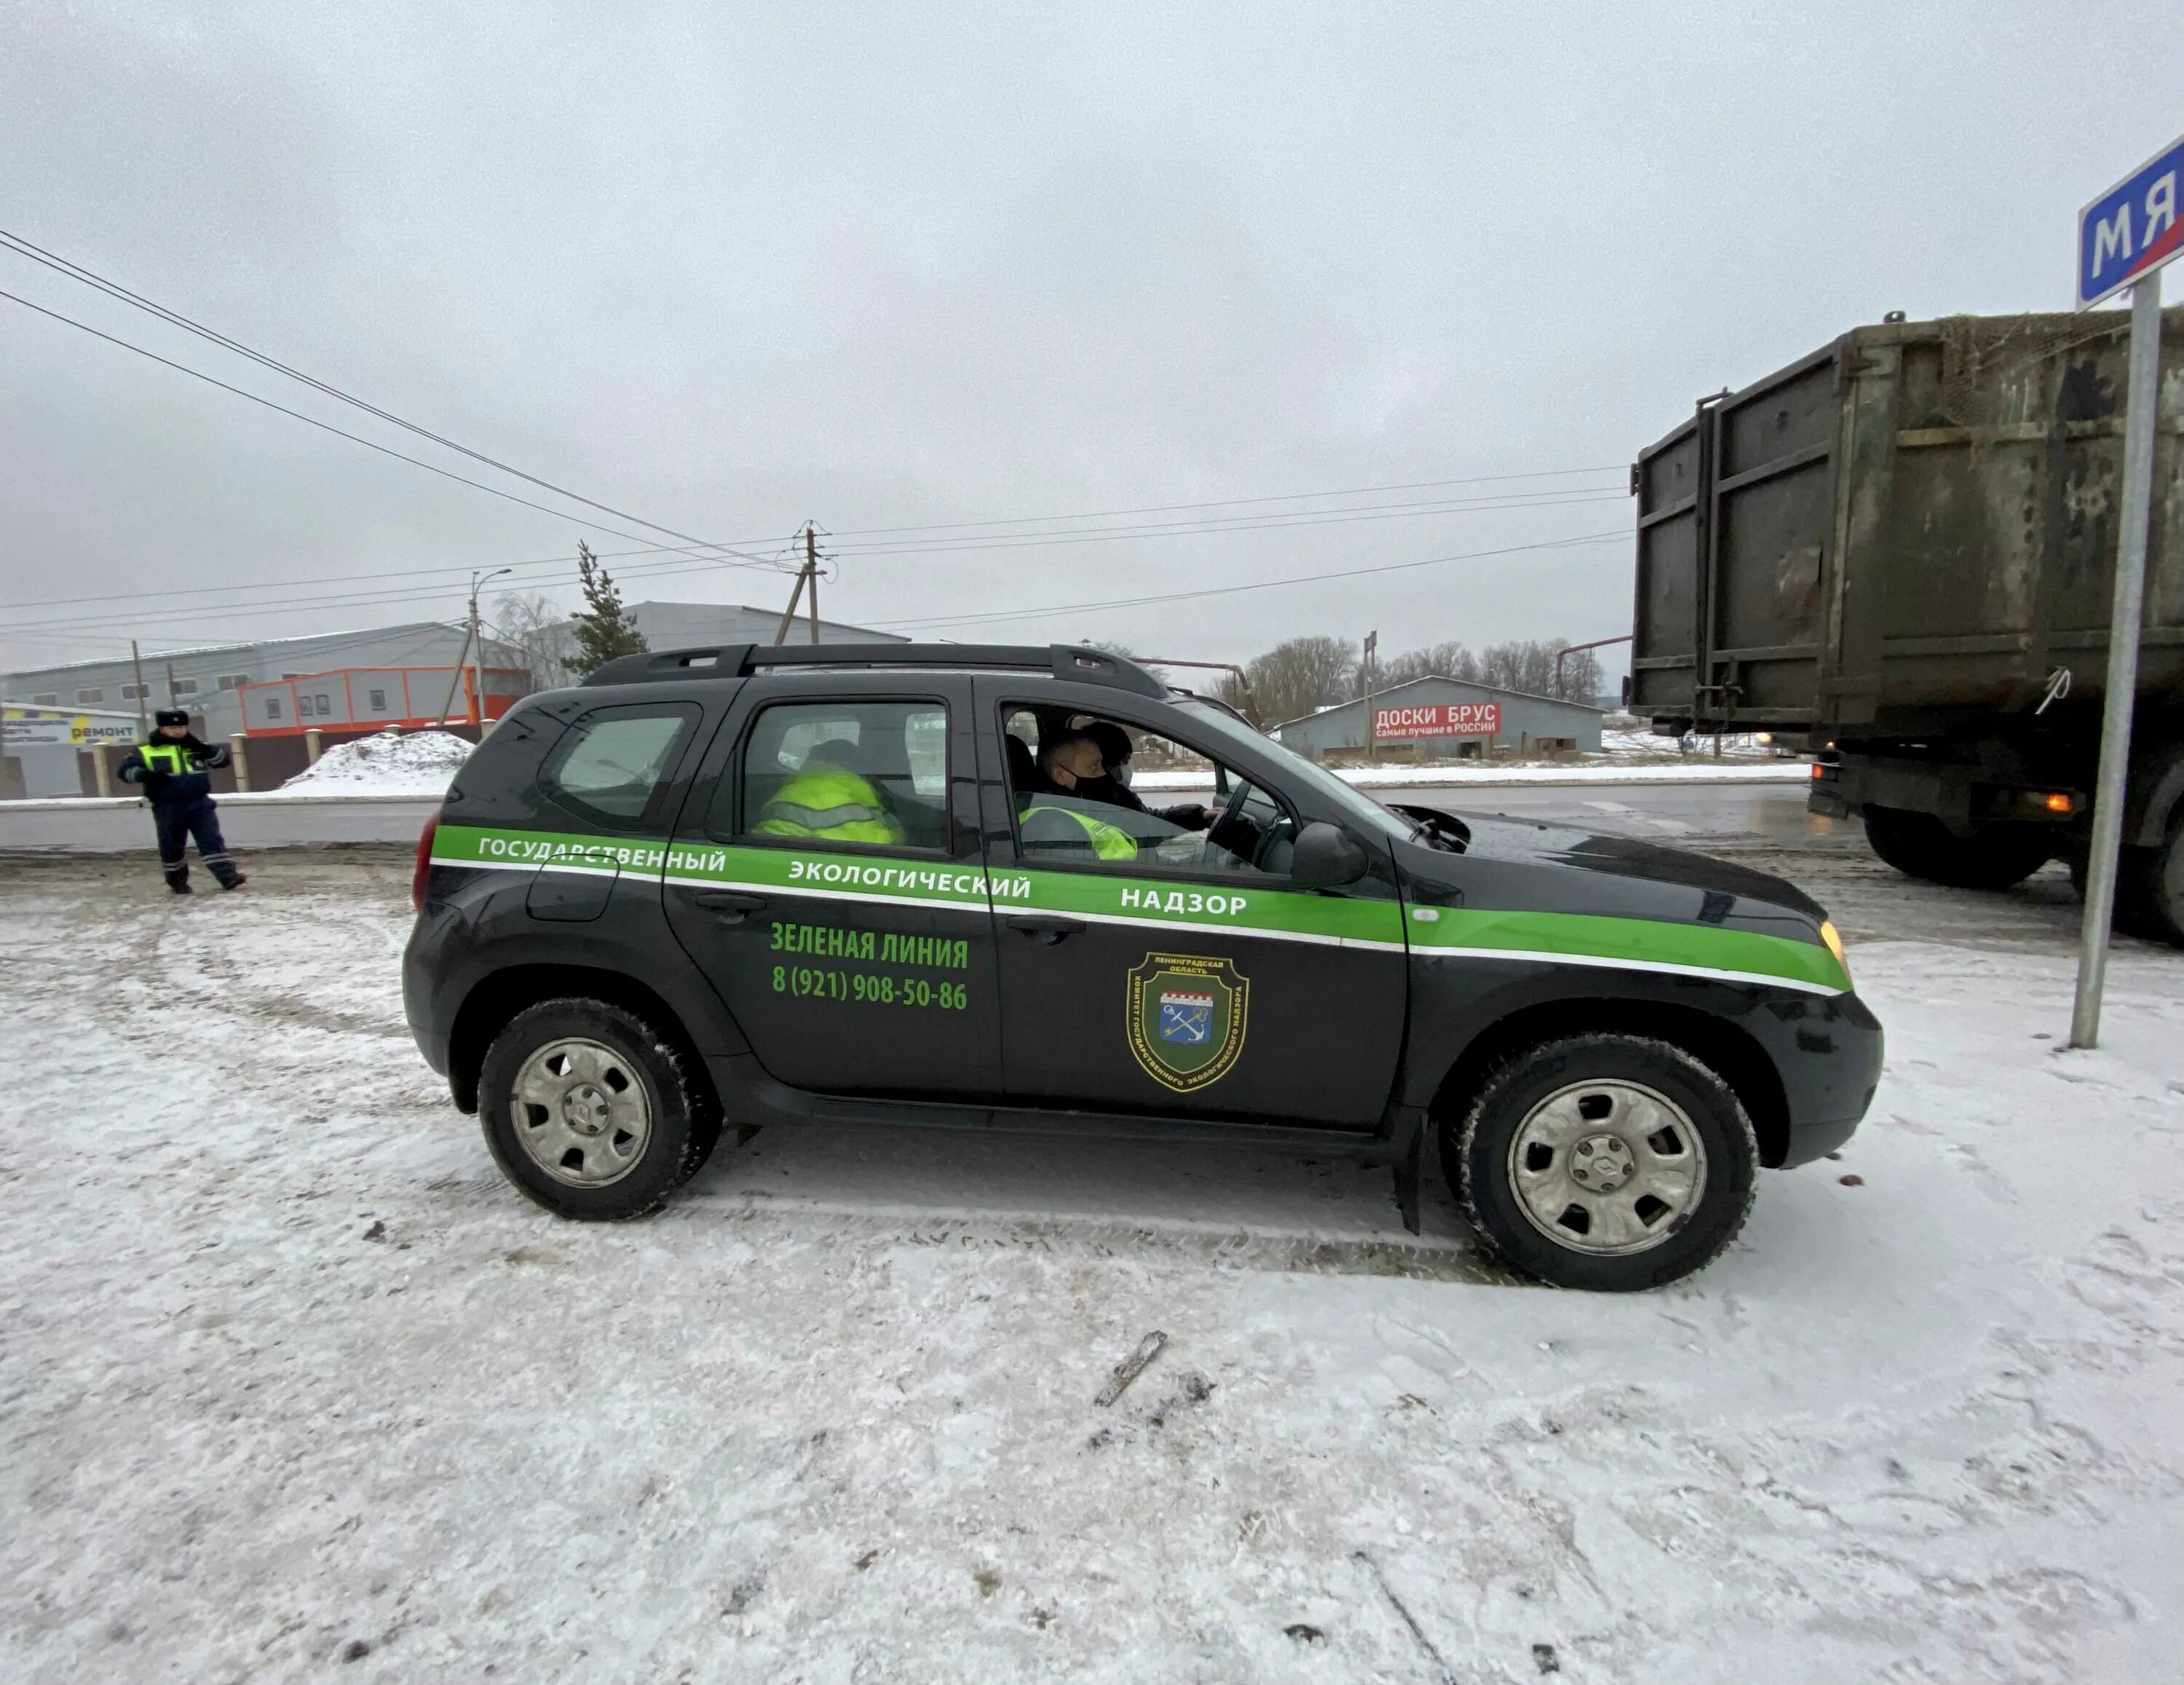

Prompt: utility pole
[130,639,148,738]
[774,523,825,645]
[1362,630,1379,763]
[434,621,475,730]
[458,567,513,731]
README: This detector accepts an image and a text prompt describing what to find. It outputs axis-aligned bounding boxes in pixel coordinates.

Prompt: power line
[3,527,1633,667]
[824,489,1627,558]
[0,229,797,570]
[3,532,802,617]
[0,285,796,579]
[0,489,1624,639]
[1,459,1626,617]
[818,465,1626,539]
[0,488,1618,628]
[869,529,1632,632]
[0,530,825,641]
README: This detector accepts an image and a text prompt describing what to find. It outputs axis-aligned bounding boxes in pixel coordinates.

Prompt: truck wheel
[477,998,719,1220]
[2114,818,2184,947]
[1862,807,2052,890]
[1447,1035,1757,1291]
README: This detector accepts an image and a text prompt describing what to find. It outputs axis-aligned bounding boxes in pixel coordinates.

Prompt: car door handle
[1007,915,1086,945]
[693,889,768,920]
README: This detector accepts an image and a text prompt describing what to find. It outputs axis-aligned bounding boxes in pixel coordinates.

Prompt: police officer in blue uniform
[116,709,246,894]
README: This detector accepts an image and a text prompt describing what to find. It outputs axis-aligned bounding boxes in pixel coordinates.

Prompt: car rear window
[539,704,698,827]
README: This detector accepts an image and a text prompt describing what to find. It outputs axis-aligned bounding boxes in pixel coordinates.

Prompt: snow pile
[279,728,474,795]
[2,852,2179,1679]
[1602,725,1786,761]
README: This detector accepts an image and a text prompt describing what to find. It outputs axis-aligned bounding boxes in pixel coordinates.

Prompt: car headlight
[1819,918,1851,984]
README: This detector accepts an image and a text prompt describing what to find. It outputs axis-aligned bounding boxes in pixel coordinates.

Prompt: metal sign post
[2068,138,2180,1047]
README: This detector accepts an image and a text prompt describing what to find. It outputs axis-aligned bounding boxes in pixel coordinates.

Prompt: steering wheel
[1203,777,1284,871]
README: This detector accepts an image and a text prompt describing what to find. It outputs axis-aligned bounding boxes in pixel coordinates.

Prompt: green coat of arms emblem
[1125,952,1249,1092]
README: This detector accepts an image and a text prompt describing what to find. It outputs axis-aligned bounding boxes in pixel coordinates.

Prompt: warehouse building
[1271,674,1605,759]
[483,599,904,690]
[1,622,525,743]
[3,603,906,797]
[1,623,529,797]
[626,601,906,647]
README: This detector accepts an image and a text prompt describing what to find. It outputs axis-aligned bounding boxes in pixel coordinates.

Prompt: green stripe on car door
[1007,867,1407,950]
[1405,904,1849,995]
[432,824,1845,991]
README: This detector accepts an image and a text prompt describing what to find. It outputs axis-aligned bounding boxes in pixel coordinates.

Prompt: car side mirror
[1289,821,1368,889]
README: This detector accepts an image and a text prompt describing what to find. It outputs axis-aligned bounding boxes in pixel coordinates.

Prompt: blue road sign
[2078,136,2184,310]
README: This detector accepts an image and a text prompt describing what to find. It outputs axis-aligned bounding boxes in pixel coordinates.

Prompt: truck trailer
[1628,308,2184,944]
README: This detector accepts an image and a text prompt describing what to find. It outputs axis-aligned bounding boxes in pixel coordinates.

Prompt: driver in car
[1018,730,1140,860]
[1072,719,1216,832]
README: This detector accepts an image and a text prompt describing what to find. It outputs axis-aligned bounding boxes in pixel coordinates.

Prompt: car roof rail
[579,642,1168,698]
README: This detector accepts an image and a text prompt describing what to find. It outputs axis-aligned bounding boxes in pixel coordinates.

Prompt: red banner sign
[1372,701,1500,740]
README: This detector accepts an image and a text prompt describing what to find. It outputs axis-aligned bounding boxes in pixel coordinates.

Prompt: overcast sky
[2,2,2177,679]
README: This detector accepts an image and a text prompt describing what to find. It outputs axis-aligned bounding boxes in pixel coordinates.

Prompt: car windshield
[1168,695,1415,843]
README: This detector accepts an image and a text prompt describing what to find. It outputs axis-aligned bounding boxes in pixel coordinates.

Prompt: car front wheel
[477,998,719,1220]
[1449,1034,1757,1291]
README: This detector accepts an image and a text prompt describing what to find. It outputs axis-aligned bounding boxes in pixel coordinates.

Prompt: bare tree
[491,590,577,694]
[1549,642,1605,703]
[1468,639,1603,701]
[1080,639,1166,687]
[1379,640,1479,687]
[1221,635,1358,727]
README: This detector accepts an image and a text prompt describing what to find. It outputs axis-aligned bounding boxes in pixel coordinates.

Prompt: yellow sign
[1,706,138,749]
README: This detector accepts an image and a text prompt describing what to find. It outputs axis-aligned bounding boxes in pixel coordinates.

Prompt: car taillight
[413,815,439,912]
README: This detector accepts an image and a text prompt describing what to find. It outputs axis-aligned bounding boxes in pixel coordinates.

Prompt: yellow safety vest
[138,743,193,776]
[753,760,906,845]
[1018,802,1138,861]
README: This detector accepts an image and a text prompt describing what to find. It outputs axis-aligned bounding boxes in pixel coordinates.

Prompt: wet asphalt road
[1399,778,1836,847]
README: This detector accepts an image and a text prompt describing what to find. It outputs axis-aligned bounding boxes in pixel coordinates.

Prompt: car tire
[1447,1034,1758,1292]
[1862,806,2052,890]
[477,998,720,1220]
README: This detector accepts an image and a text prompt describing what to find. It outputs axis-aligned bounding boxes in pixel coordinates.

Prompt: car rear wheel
[1448,1034,1758,1291]
[478,998,719,1219]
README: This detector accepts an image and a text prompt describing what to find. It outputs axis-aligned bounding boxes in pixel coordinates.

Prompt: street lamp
[469,567,514,729]
[438,567,515,730]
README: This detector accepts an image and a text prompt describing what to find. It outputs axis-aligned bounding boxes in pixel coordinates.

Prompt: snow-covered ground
[279,728,475,794]
[1,853,2177,1682]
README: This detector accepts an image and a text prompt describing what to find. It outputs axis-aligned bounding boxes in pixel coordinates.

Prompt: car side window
[539,704,699,829]
[716,698,949,852]
[1001,703,1298,877]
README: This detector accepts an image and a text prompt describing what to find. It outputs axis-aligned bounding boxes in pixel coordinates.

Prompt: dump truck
[1628,308,2184,944]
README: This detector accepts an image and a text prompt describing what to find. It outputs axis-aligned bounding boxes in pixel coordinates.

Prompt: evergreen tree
[566,541,647,676]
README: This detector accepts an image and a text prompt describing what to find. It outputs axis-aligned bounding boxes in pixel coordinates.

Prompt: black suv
[403,643,1881,1290]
